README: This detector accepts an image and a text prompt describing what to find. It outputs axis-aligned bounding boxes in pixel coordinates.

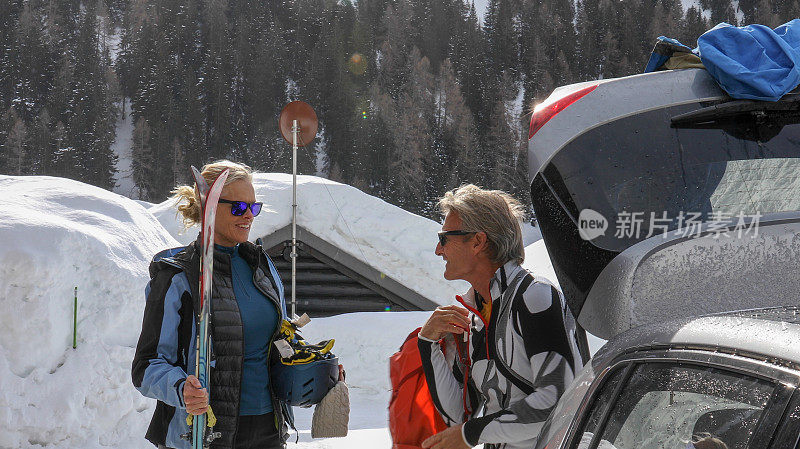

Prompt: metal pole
[73,286,77,349]
[291,119,298,318]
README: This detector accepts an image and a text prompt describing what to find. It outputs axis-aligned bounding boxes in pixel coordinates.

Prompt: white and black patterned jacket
[418,261,583,449]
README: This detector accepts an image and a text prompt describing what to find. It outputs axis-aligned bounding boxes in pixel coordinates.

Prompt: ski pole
[73,286,78,349]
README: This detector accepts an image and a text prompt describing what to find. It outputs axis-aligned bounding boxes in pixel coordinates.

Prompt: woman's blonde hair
[437,184,526,265]
[172,160,253,229]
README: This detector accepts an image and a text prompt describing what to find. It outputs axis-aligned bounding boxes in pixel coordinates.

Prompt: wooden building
[257,225,439,317]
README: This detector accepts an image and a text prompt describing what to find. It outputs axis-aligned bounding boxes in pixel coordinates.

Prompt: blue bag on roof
[645,19,800,101]
[697,20,800,101]
[644,37,695,73]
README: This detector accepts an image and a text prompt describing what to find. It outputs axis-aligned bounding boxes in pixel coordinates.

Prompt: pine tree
[296,1,358,182]
[68,8,117,188]
[483,69,525,193]
[787,0,800,21]
[450,2,489,132]
[6,113,27,175]
[171,137,186,189]
[0,0,22,115]
[600,0,637,78]
[410,0,461,70]
[358,0,391,41]
[739,0,759,23]
[237,15,287,169]
[752,0,781,27]
[680,6,709,46]
[201,0,234,159]
[574,0,604,81]
[25,108,53,175]
[650,0,685,44]
[386,48,436,213]
[131,117,153,199]
[437,58,478,191]
[549,0,578,73]
[377,3,414,101]
[483,0,518,98]
[702,0,738,25]
[366,91,389,188]
[51,120,75,178]
[12,3,53,122]
[486,98,512,188]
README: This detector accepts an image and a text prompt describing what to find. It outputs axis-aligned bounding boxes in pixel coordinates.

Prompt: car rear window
[543,100,800,252]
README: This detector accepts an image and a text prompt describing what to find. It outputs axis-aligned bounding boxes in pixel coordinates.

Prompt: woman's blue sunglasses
[219,199,263,216]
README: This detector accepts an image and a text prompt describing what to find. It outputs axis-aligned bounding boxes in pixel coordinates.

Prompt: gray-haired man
[419,184,584,449]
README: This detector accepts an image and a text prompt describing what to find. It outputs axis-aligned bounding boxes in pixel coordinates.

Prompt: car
[536,308,800,449]
[526,67,800,449]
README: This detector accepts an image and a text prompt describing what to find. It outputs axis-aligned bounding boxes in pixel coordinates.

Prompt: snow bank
[150,173,470,305]
[0,175,178,448]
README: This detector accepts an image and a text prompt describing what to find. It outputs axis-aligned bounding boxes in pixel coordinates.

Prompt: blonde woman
[132,161,290,449]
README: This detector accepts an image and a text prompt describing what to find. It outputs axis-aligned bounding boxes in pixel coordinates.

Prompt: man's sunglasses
[219,199,263,217]
[437,230,474,246]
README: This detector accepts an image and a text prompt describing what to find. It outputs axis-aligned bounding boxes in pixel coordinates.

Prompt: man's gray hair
[437,184,526,265]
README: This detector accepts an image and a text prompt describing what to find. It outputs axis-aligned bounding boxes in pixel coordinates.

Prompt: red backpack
[389,327,448,449]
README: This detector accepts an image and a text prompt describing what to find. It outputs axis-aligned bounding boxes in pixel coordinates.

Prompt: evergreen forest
[1,0,798,217]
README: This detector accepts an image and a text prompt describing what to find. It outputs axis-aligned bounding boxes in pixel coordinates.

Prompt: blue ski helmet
[271,357,339,407]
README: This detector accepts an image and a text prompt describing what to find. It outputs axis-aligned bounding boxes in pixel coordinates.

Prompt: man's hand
[419,305,470,341]
[422,424,471,449]
[183,375,209,415]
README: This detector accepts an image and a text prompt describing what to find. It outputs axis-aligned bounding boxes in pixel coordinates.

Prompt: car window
[543,101,800,252]
[768,390,800,449]
[577,366,629,446]
[577,363,776,449]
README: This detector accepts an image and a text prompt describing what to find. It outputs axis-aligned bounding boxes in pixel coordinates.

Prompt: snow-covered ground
[0,175,177,448]
[0,174,599,449]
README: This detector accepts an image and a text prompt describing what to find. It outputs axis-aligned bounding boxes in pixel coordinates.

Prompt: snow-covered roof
[150,173,469,304]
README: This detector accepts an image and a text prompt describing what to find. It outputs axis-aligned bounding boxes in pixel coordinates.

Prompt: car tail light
[529,84,598,139]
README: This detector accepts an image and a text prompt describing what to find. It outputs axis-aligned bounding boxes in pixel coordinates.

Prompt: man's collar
[489,260,522,299]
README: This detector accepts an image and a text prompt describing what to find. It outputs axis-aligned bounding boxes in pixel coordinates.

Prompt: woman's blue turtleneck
[215,243,279,415]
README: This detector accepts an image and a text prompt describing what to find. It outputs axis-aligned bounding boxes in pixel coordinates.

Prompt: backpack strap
[491,273,536,396]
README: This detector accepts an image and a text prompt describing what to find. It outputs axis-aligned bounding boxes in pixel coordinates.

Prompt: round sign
[279,101,319,147]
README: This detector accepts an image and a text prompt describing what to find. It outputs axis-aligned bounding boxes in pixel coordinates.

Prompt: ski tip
[191,166,209,196]
[212,168,230,191]
[193,166,231,208]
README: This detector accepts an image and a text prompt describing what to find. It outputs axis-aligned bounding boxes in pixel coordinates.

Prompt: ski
[190,166,229,449]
